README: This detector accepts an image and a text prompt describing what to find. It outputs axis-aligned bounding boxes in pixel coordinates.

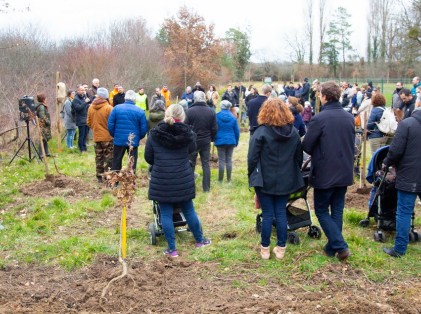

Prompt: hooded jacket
[384,108,421,193]
[248,124,304,195]
[214,109,240,146]
[87,98,113,142]
[145,122,197,203]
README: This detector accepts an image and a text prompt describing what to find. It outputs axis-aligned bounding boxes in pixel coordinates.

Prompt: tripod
[9,119,41,165]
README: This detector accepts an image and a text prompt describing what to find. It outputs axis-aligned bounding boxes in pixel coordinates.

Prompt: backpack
[376,107,398,135]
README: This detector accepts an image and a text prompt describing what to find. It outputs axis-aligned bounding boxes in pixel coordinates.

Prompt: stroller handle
[302,157,311,171]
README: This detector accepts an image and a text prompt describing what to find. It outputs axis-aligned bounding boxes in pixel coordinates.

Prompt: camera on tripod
[19,96,36,121]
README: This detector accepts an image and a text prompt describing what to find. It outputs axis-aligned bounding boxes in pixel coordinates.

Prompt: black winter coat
[185,102,217,146]
[302,101,355,189]
[71,93,89,126]
[383,109,421,193]
[248,124,304,195]
[113,93,125,107]
[145,122,197,203]
[247,95,268,134]
[301,82,310,101]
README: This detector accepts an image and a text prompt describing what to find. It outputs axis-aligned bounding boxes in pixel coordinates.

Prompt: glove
[381,163,388,172]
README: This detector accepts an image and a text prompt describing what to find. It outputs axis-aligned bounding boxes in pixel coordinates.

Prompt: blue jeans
[255,188,289,247]
[78,125,89,152]
[394,190,420,254]
[66,129,76,148]
[159,200,203,251]
[314,187,348,255]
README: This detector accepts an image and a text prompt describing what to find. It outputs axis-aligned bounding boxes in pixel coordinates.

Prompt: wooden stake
[361,111,368,188]
[56,72,62,153]
[121,203,127,259]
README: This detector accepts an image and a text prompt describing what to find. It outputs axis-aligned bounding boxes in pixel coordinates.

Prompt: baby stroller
[359,146,420,242]
[255,159,322,244]
[148,202,189,245]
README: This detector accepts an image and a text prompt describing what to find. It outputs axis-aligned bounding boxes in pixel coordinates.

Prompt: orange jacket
[109,88,118,107]
[87,98,113,142]
[161,88,171,107]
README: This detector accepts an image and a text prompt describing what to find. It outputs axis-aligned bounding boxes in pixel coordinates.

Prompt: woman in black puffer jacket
[145,104,211,257]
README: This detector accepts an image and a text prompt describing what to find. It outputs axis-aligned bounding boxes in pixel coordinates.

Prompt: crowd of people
[32,76,421,259]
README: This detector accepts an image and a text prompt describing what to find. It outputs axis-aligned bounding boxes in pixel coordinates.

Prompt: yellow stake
[121,204,127,259]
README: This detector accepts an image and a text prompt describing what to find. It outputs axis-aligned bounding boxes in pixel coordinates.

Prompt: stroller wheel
[308,225,322,239]
[358,218,370,228]
[374,231,385,242]
[149,223,157,245]
[409,231,419,242]
[288,231,300,245]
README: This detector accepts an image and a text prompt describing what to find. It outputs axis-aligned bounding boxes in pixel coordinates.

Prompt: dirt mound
[346,183,372,210]
[0,255,420,313]
[19,174,103,200]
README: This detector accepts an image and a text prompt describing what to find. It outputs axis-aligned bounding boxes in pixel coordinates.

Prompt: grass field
[1,129,420,280]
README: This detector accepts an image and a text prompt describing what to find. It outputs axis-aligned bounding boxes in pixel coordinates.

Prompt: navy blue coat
[145,122,197,203]
[291,107,306,137]
[302,101,355,189]
[107,100,147,147]
[71,93,89,126]
[247,95,268,134]
[185,102,217,147]
[248,124,304,195]
[384,109,421,193]
[366,106,385,139]
[214,109,240,146]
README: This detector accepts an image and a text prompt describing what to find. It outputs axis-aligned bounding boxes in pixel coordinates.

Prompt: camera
[19,96,35,121]
[19,96,35,113]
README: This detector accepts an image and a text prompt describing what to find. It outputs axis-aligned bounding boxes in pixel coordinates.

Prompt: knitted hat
[97,87,108,99]
[220,100,232,110]
[125,90,137,102]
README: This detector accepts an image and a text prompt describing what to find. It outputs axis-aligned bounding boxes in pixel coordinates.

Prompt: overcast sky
[2,0,367,62]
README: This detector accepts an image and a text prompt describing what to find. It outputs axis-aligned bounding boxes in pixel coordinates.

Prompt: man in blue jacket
[302,81,355,261]
[108,90,147,173]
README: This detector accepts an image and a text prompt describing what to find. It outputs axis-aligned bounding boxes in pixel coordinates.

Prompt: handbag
[249,161,263,187]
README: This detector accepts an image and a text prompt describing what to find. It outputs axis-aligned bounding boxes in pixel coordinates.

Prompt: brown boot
[273,246,286,259]
[260,245,270,260]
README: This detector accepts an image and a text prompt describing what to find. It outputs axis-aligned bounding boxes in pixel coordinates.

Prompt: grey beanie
[193,91,206,103]
[220,100,232,110]
[97,87,108,99]
[178,99,188,111]
[125,90,137,102]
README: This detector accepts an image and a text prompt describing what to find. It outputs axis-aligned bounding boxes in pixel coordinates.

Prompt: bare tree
[285,32,307,64]
[304,0,314,65]
[318,0,328,65]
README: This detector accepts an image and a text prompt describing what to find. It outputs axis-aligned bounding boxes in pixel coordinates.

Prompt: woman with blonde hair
[248,98,304,260]
[145,104,211,257]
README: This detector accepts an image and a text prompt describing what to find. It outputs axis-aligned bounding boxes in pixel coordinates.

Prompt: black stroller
[148,202,190,245]
[255,160,322,244]
[359,146,420,242]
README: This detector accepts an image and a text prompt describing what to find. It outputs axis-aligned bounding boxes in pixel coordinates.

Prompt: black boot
[227,169,232,182]
[218,169,224,182]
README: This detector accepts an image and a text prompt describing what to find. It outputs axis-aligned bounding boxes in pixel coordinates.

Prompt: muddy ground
[2,175,420,313]
[1,255,420,314]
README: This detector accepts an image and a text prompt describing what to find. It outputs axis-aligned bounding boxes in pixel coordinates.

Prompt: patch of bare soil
[0,255,420,314]
[19,174,104,201]
[346,182,373,210]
